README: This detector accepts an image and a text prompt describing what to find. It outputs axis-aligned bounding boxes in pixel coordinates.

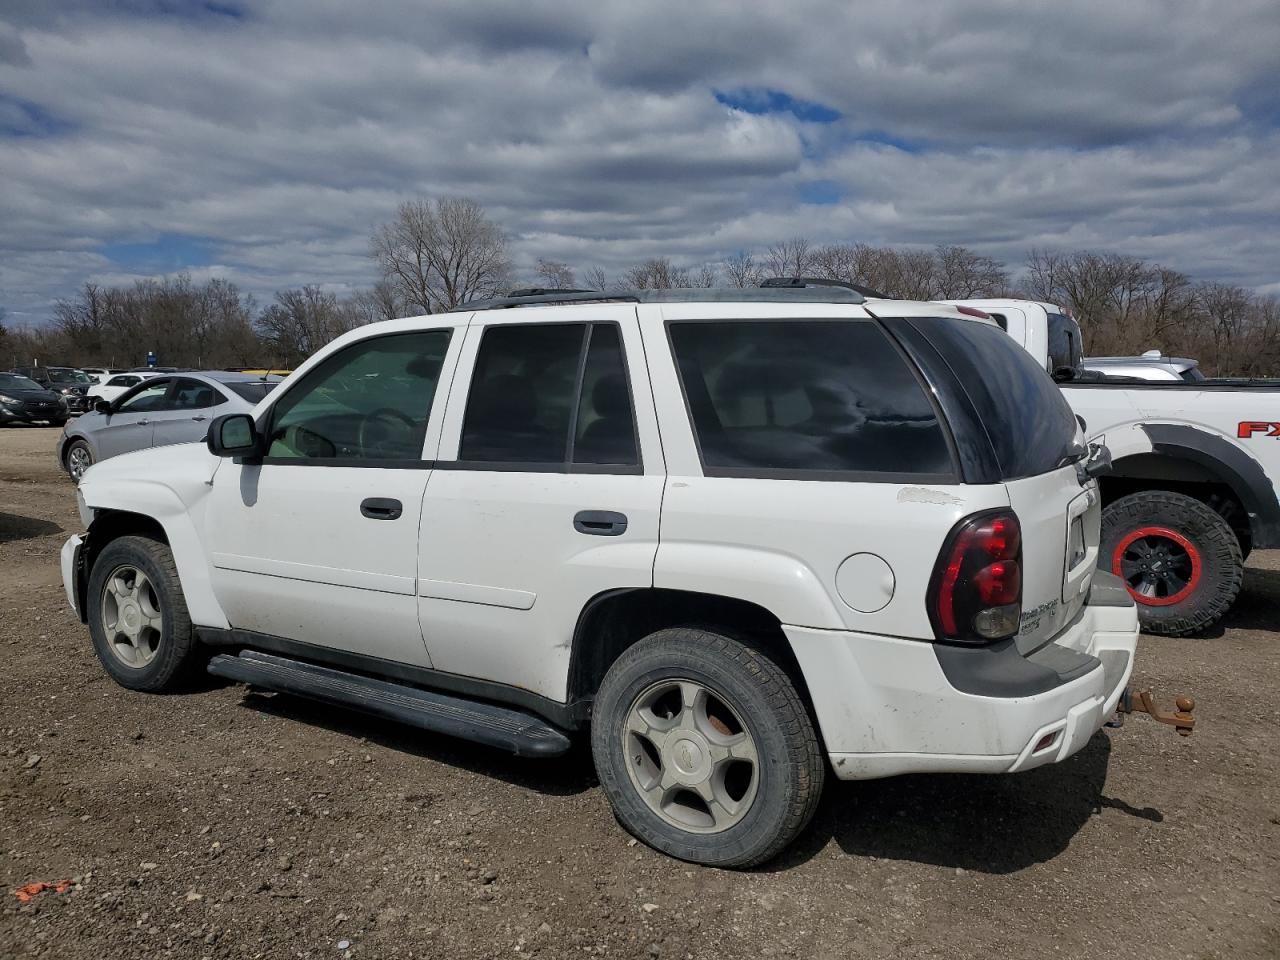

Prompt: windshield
[0,373,42,390]
[1046,313,1084,373]
[48,368,91,384]
[225,381,280,403]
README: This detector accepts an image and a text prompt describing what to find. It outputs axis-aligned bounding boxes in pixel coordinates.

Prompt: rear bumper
[786,575,1139,780]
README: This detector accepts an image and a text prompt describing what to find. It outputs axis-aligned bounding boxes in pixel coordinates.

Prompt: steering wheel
[357,407,418,458]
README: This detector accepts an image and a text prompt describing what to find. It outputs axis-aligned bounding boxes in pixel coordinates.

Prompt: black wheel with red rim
[1112,526,1201,606]
[1100,491,1243,636]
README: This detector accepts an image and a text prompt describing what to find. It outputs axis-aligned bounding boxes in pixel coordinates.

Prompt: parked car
[1081,352,1205,382]
[62,283,1138,867]
[11,365,94,413]
[81,367,126,384]
[0,372,69,426]
[86,370,165,405]
[947,297,1280,636]
[57,371,282,482]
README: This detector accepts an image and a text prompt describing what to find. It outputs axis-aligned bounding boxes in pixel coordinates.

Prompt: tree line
[3,196,1276,376]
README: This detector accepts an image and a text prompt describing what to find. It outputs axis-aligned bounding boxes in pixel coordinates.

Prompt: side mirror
[1052,365,1077,383]
[207,413,261,459]
[94,398,112,414]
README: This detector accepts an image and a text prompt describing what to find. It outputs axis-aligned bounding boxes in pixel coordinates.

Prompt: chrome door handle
[136,419,149,426]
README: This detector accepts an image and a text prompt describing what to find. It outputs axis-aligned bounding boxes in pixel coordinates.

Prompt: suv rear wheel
[87,535,200,691]
[1101,490,1243,636]
[591,627,824,868]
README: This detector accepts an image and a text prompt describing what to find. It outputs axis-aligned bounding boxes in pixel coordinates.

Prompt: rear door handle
[573,510,628,536]
[191,415,208,422]
[361,497,403,520]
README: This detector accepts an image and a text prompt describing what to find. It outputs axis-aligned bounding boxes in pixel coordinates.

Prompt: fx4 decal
[1237,421,1280,438]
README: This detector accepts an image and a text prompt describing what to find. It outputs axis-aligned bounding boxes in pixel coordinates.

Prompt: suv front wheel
[591,627,824,868]
[87,535,200,692]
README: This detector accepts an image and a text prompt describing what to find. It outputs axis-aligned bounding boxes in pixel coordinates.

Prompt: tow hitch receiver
[1106,687,1196,735]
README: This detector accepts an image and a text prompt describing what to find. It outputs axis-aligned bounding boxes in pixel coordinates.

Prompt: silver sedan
[57,371,282,482]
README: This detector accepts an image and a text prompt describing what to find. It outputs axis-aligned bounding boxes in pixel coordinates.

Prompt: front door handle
[135,419,149,426]
[574,510,628,536]
[361,497,403,520]
[191,415,208,422]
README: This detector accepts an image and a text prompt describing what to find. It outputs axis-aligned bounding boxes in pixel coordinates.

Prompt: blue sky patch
[714,88,842,123]
[0,96,76,138]
[100,234,214,271]
[797,180,842,205]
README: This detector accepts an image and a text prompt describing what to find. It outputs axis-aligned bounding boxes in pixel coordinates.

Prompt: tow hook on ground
[1105,687,1196,735]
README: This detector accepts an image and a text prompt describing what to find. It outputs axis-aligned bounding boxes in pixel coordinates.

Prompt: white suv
[61,283,1138,867]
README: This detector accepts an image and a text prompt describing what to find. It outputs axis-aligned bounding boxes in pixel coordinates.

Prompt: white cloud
[1,0,1277,322]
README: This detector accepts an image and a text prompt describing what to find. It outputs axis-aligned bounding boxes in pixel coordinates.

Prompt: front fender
[81,453,230,630]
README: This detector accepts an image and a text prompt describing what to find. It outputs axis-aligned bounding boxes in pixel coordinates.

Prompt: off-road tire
[1101,491,1242,636]
[591,627,824,868]
[87,535,200,692]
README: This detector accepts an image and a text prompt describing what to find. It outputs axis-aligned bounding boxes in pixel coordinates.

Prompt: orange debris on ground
[13,880,73,902]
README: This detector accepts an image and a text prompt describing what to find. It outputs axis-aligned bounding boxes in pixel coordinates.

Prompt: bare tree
[933,245,1009,299]
[371,197,512,313]
[764,237,813,278]
[534,258,576,289]
[694,264,718,287]
[624,257,690,289]
[584,266,612,291]
[724,251,762,287]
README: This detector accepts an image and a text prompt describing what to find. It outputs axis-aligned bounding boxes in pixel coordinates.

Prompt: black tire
[1100,491,1243,636]
[591,627,824,868]
[87,535,199,692]
[64,439,93,483]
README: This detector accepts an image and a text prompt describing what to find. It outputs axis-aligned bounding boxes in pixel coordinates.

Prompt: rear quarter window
[668,319,956,480]
[901,316,1080,480]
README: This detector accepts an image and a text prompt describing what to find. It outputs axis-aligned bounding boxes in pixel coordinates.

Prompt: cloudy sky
[2,0,1278,324]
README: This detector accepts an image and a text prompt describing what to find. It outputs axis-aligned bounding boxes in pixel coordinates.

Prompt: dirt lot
[1,425,1277,960]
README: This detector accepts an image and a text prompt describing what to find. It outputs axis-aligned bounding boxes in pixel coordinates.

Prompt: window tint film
[669,320,953,477]
[460,324,586,463]
[1046,312,1083,373]
[226,381,279,403]
[907,316,1080,480]
[266,330,451,461]
[573,324,638,465]
[171,378,223,410]
[117,380,171,413]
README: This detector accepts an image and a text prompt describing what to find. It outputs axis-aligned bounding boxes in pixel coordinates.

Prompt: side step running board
[208,650,572,758]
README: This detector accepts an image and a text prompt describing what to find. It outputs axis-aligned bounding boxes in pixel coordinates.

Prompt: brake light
[929,510,1023,644]
[954,305,992,320]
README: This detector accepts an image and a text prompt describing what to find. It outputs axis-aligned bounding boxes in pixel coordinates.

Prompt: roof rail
[504,287,597,298]
[457,285,867,312]
[760,276,893,300]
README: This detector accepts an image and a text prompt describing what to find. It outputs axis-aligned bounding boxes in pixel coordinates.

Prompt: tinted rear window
[226,381,279,403]
[1046,312,1083,373]
[906,316,1080,480]
[668,320,954,479]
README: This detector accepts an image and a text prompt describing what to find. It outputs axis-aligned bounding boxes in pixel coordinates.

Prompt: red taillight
[954,305,992,320]
[930,511,1023,644]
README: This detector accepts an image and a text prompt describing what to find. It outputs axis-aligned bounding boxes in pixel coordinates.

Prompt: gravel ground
[1,424,1278,960]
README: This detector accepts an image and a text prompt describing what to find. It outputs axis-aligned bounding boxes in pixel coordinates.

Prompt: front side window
[669,320,953,478]
[117,380,171,413]
[108,375,140,388]
[459,322,640,468]
[266,330,451,461]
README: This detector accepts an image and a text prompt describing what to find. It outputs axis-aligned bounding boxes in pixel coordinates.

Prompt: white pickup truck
[61,283,1142,867]
[950,298,1280,636]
